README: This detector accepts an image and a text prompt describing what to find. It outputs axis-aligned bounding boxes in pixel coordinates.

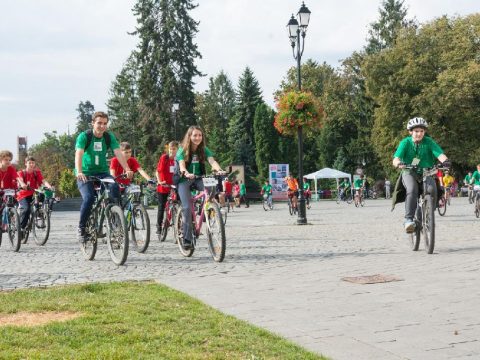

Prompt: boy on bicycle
[75,111,133,243]
[16,156,53,236]
[260,179,273,208]
[156,141,178,237]
[0,150,17,191]
[392,117,449,233]
[353,175,365,199]
[110,142,153,188]
[338,178,351,201]
[469,164,480,203]
[284,174,299,210]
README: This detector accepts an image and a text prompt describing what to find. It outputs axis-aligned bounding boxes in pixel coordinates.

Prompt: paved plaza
[1,197,479,359]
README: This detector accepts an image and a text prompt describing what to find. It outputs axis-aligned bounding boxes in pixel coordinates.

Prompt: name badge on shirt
[192,155,199,164]
[411,157,420,166]
[93,142,102,152]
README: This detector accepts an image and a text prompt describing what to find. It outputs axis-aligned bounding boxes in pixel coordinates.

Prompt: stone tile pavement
[1,197,479,359]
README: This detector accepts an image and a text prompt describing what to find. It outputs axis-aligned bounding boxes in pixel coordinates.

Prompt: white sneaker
[404,220,415,233]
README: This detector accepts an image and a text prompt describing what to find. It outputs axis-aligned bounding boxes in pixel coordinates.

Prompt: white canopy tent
[304,168,352,200]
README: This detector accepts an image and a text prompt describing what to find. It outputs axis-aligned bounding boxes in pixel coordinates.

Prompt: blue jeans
[178,178,204,241]
[18,196,33,229]
[77,173,120,229]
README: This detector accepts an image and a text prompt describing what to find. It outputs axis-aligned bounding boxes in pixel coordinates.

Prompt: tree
[75,101,95,133]
[365,0,416,54]
[253,103,277,180]
[227,67,263,171]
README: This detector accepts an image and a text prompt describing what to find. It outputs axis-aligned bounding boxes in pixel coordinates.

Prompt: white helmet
[406,117,428,130]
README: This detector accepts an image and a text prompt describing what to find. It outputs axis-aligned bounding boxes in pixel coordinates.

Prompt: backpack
[84,129,112,150]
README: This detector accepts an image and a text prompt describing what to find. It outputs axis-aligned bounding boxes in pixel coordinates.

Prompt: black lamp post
[287,2,311,225]
[172,101,180,140]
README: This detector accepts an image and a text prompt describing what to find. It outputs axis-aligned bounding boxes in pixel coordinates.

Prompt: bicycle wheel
[346,193,353,204]
[160,212,170,242]
[360,196,365,207]
[288,201,293,215]
[263,199,268,211]
[7,207,21,252]
[130,204,150,253]
[336,194,341,204]
[106,205,129,265]
[81,213,97,261]
[437,196,446,216]
[410,205,421,251]
[354,195,359,207]
[205,202,226,262]
[422,194,435,254]
[475,197,480,218]
[33,208,50,246]
[174,207,194,257]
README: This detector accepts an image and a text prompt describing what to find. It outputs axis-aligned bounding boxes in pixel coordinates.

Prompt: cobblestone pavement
[1,198,479,359]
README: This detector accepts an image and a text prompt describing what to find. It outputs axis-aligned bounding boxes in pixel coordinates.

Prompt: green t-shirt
[262,184,272,195]
[176,147,214,175]
[354,178,364,189]
[240,183,246,196]
[464,174,472,185]
[471,171,480,186]
[75,131,119,176]
[339,180,350,189]
[393,135,444,172]
[303,182,310,190]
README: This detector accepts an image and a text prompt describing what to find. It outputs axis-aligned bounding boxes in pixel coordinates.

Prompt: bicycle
[287,191,298,215]
[437,187,447,216]
[354,188,365,207]
[121,182,152,253]
[81,176,129,265]
[21,187,55,246]
[159,184,180,242]
[304,190,311,209]
[336,188,353,204]
[262,193,273,211]
[405,164,446,254]
[174,174,226,262]
[0,189,21,252]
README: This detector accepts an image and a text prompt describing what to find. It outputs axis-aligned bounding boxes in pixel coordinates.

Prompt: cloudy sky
[0,0,478,160]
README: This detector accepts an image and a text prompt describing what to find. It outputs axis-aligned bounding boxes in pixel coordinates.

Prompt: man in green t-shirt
[464,171,473,203]
[75,111,133,242]
[261,180,273,208]
[393,117,449,233]
[239,180,249,208]
[470,165,480,204]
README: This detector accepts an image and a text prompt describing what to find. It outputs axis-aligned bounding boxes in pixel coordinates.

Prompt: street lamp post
[172,101,180,140]
[287,2,311,225]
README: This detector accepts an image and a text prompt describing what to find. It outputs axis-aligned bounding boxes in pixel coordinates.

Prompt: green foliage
[75,101,95,134]
[58,169,79,198]
[364,14,480,176]
[254,103,278,181]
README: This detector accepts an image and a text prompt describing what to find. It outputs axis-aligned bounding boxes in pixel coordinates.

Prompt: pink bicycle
[174,175,226,262]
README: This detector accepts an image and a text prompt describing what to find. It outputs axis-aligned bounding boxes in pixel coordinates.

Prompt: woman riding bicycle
[392,117,450,233]
[176,126,224,250]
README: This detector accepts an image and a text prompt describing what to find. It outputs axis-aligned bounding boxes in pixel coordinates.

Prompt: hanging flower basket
[274,91,325,136]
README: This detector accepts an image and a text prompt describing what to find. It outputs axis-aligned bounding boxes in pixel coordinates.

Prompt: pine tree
[227,67,263,170]
[253,103,278,181]
[75,101,95,134]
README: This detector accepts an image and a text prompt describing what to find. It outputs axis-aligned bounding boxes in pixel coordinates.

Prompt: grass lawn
[0,281,327,359]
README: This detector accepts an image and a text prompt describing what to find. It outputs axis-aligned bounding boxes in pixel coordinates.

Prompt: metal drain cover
[341,274,403,284]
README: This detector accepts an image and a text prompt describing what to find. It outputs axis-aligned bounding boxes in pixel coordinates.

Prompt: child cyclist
[16,156,53,235]
[176,126,224,249]
[156,141,179,238]
[0,150,17,191]
[392,117,450,233]
[109,142,154,188]
[260,179,273,208]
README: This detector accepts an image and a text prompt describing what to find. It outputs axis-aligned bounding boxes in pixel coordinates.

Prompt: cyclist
[0,150,17,191]
[16,156,53,236]
[442,170,454,200]
[176,125,224,249]
[464,171,473,203]
[261,179,273,208]
[155,141,178,237]
[470,164,480,204]
[353,175,365,202]
[303,178,311,207]
[338,178,351,201]
[75,111,133,243]
[110,142,153,188]
[239,180,249,208]
[233,180,241,207]
[284,174,299,210]
[223,177,234,211]
[392,117,449,233]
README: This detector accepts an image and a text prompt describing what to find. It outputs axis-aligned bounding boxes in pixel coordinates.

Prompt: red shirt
[157,153,175,194]
[17,169,44,201]
[224,180,233,195]
[110,157,141,186]
[0,165,17,190]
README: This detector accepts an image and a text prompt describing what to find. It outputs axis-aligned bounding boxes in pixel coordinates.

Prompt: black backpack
[83,129,112,150]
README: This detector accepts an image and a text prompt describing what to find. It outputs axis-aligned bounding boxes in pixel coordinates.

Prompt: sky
[0,0,478,161]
